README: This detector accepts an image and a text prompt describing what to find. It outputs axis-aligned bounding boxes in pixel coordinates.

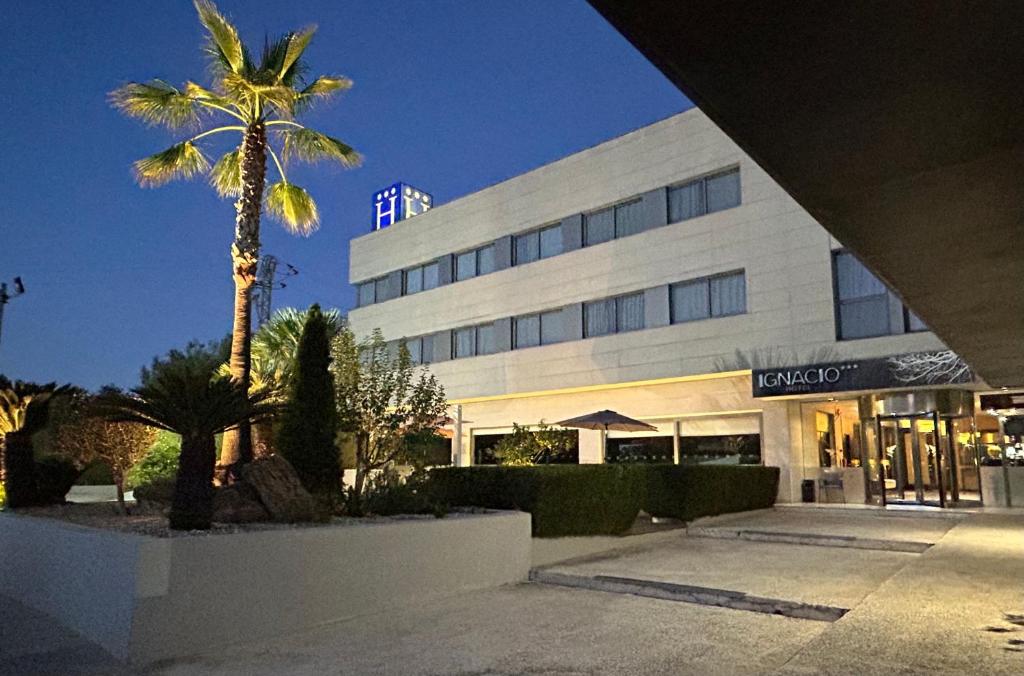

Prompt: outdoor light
[13,277,24,294]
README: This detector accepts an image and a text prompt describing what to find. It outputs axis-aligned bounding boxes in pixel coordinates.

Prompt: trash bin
[801,479,816,503]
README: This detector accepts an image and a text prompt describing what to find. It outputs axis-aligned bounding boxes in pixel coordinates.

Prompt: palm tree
[110,0,361,472]
[95,366,278,530]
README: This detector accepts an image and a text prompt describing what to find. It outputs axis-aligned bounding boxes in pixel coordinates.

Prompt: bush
[126,431,180,489]
[77,460,115,485]
[35,455,82,504]
[360,468,444,517]
[638,464,780,521]
[428,465,643,537]
[427,464,780,536]
[132,476,176,505]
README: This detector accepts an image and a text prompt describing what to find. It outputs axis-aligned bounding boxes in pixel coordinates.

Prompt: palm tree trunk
[169,433,217,530]
[220,122,267,477]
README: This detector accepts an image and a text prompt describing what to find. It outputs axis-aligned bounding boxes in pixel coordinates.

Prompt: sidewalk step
[687,527,932,553]
[530,570,848,622]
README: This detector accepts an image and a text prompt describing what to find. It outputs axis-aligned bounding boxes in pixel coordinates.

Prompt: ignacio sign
[752,351,973,397]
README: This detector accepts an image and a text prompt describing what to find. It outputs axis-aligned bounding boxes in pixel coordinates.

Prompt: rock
[212,483,270,524]
[240,455,320,523]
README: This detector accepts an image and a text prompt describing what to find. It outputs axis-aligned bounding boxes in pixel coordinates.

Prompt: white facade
[347,109,951,503]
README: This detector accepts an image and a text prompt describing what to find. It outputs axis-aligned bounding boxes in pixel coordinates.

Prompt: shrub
[638,464,780,521]
[126,431,180,489]
[35,455,82,504]
[0,482,6,508]
[276,305,340,497]
[428,465,643,537]
[492,422,578,466]
[360,468,444,517]
[77,460,115,485]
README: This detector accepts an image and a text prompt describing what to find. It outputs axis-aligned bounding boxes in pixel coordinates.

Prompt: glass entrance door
[876,414,951,507]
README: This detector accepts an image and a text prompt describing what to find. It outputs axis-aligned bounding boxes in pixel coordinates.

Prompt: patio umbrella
[555,409,657,432]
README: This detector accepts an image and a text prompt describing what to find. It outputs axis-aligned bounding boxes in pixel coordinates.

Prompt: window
[616,292,645,332]
[584,207,615,246]
[514,314,541,349]
[456,250,476,281]
[452,323,499,359]
[833,252,890,339]
[357,281,376,307]
[584,200,646,247]
[670,271,746,324]
[584,298,615,337]
[710,272,746,317]
[513,309,565,349]
[456,245,496,281]
[614,200,645,238]
[403,261,440,296]
[476,323,497,355]
[539,224,563,258]
[515,231,540,265]
[584,293,644,338]
[705,170,742,213]
[514,224,563,266]
[476,244,496,275]
[404,267,423,295]
[403,335,434,365]
[374,278,388,302]
[405,337,422,364]
[422,261,439,290]
[905,308,928,333]
[668,168,741,224]
[539,309,564,345]
[454,327,475,358]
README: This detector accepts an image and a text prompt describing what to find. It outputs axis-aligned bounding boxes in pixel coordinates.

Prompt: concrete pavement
[2,508,1023,675]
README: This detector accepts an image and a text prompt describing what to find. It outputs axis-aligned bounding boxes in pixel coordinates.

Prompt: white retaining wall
[0,511,531,664]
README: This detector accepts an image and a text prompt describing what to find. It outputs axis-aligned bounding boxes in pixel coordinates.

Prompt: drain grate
[530,570,848,622]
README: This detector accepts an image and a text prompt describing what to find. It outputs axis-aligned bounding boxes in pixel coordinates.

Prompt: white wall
[0,512,531,665]
[347,108,946,401]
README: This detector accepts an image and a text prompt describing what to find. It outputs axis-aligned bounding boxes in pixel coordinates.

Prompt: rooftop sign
[372,182,432,231]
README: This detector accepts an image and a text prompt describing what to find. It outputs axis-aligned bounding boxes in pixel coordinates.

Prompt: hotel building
[347,109,1018,507]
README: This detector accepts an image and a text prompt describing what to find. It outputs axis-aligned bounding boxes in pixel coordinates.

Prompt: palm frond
[109,80,202,129]
[209,146,243,196]
[265,181,319,235]
[194,0,246,75]
[278,27,316,84]
[281,128,361,168]
[133,142,210,187]
[296,75,352,112]
[221,72,298,117]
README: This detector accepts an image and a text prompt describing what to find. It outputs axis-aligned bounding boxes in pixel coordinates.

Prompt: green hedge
[427,464,779,537]
[428,465,643,537]
[639,464,780,522]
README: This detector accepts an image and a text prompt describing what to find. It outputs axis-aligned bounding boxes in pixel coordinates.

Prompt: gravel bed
[6,502,490,538]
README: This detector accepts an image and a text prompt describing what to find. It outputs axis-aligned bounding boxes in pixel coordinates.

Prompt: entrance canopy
[589,1,1024,386]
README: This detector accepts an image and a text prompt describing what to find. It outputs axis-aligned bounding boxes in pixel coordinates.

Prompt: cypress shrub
[276,305,340,497]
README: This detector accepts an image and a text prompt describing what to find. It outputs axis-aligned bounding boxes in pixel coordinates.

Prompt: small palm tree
[111,0,361,470]
[1,378,75,507]
[95,366,278,530]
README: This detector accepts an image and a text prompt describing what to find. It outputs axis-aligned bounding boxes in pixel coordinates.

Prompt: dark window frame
[667,166,741,225]
[669,270,747,324]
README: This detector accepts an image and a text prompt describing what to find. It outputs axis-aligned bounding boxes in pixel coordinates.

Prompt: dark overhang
[589,1,1024,386]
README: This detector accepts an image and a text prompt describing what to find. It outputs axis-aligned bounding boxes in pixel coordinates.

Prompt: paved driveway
[3,508,1024,675]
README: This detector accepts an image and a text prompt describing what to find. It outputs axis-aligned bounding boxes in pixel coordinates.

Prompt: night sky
[0,0,688,390]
